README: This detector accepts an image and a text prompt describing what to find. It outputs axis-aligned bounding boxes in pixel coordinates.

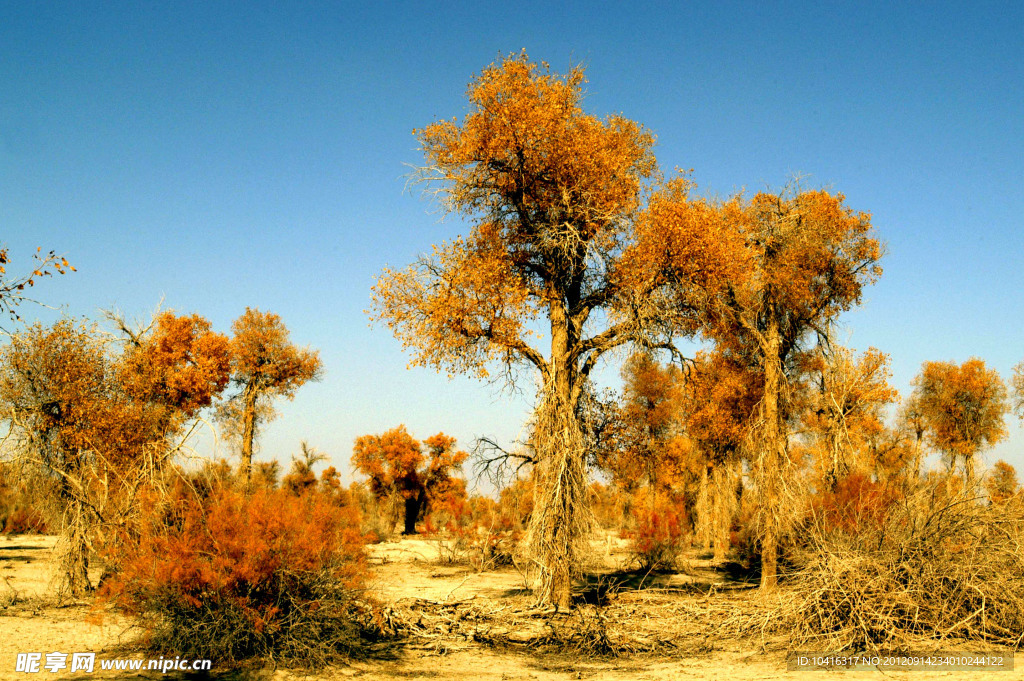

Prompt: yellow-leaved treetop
[910,358,1009,487]
[630,185,884,588]
[223,308,323,482]
[351,425,468,535]
[371,53,693,607]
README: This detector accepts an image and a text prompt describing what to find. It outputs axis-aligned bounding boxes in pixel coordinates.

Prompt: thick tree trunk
[759,317,783,590]
[58,472,92,598]
[912,433,923,481]
[527,299,586,609]
[240,381,258,483]
[964,454,976,491]
[402,494,422,535]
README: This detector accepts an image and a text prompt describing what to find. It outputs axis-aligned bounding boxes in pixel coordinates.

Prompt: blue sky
[1,1,1022,483]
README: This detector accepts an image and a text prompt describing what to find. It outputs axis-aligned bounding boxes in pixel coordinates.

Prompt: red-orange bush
[808,472,899,536]
[2,506,48,535]
[624,492,689,570]
[101,485,372,666]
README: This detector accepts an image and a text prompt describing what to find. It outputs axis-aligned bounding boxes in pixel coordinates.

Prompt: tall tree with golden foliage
[910,358,1009,487]
[223,308,322,482]
[631,184,883,588]
[372,54,692,606]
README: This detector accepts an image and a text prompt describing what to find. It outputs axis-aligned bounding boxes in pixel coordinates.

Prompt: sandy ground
[0,533,1020,680]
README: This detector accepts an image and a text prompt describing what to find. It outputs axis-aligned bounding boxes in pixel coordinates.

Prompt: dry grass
[763,481,1024,651]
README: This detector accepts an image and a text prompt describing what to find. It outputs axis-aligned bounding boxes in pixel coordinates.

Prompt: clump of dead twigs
[766,479,1024,651]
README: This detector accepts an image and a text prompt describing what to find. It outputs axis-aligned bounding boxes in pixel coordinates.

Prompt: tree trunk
[912,432,923,481]
[964,453,976,491]
[402,494,422,535]
[759,317,783,590]
[712,463,730,563]
[55,464,91,598]
[527,299,586,609]
[240,381,258,483]
[697,465,711,551]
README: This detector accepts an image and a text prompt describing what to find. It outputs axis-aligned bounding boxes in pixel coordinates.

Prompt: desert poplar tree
[910,358,1008,488]
[0,313,229,595]
[679,350,760,562]
[806,345,898,490]
[223,308,322,483]
[630,184,883,588]
[371,53,692,607]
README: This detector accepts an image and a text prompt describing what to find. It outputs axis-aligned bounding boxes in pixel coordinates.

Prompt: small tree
[680,350,760,561]
[597,353,688,493]
[0,312,229,594]
[804,345,898,489]
[910,358,1008,487]
[985,460,1019,506]
[351,425,467,535]
[223,308,322,482]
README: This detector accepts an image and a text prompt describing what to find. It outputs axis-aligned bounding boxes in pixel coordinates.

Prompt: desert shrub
[624,491,688,571]
[434,522,520,571]
[101,485,375,667]
[807,472,900,536]
[497,475,535,530]
[3,506,49,534]
[779,478,1024,649]
[0,463,50,534]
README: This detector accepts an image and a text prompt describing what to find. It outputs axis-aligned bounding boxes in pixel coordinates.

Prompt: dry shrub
[435,525,521,571]
[0,462,50,534]
[624,491,688,571]
[2,506,48,535]
[100,485,377,667]
[809,472,899,535]
[780,477,1024,650]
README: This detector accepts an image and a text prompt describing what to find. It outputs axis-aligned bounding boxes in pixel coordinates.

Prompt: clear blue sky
[2,1,1022,483]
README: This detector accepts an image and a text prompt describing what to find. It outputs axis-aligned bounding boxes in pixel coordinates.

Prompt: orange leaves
[371,225,535,378]
[911,358,1009,460]
[808,472,899,536]
[597,353,692,491]
[631,184,883,353]
[985,460,1020,505]
[351,425,468,532]
[0,319,135,467]
[376,53,662,385]
[120,312,231,420]
[352,425,424,497]
[101,484,368,662]
[623,180,750,306]
[681,350,762,465]
[417,52,655,233]
[229,307,322,396]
